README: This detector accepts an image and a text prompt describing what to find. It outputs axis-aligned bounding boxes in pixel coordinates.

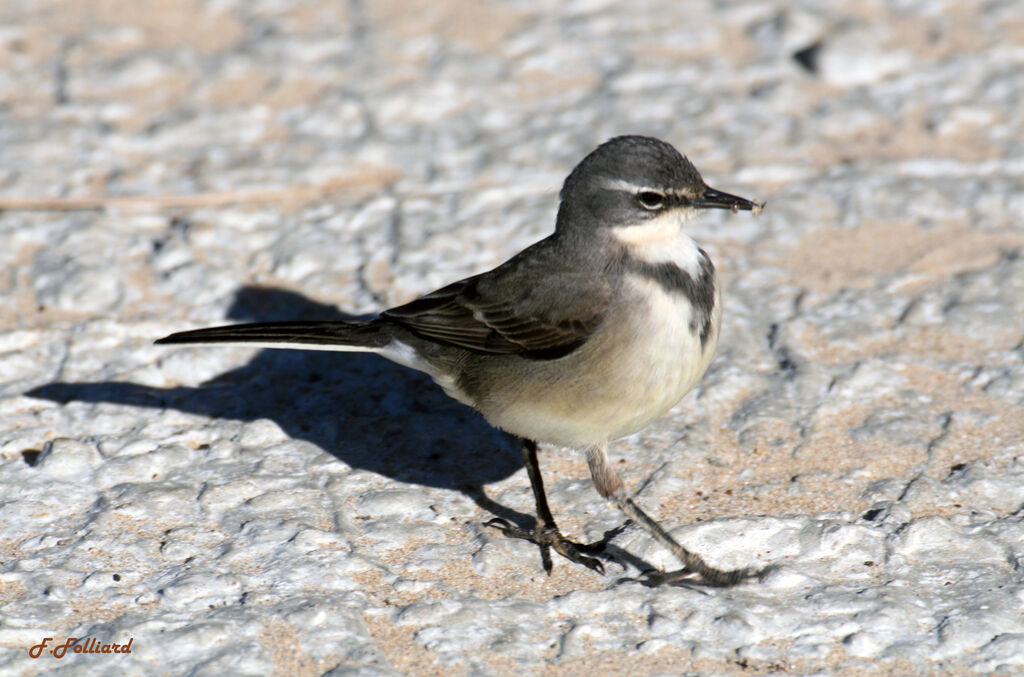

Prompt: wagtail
[156,135,764,585]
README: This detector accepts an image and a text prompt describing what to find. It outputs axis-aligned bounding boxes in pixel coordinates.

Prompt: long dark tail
[155,320,392,350]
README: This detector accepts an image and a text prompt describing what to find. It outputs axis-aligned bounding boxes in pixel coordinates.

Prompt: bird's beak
[694,184,764,215]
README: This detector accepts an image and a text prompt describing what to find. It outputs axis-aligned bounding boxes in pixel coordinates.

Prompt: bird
[156,135,764,585]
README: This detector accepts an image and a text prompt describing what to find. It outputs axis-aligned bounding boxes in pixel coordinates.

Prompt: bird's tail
[155,320,392,352]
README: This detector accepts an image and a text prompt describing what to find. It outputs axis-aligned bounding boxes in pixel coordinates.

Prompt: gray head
[557,135,760,232]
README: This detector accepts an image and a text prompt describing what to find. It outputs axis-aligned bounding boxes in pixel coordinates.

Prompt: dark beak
[693,184,764,214]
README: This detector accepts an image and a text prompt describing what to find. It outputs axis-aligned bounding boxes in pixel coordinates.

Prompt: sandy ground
[1,1,1023,675]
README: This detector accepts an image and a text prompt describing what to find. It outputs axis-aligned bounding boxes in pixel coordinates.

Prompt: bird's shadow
[26,286,522,492]
[26,286,675,579]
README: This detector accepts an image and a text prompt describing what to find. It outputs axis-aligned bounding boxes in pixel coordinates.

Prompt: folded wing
[383,240,610,360]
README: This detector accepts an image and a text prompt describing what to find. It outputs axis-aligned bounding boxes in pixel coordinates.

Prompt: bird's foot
[635,564,761,588]
[485,518,607,575]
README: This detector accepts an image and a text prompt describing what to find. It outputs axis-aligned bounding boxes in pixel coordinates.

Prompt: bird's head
[557,135,763,236]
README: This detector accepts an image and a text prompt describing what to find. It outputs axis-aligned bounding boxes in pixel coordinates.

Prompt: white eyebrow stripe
[600,178,655,192]
[598,178,696,198]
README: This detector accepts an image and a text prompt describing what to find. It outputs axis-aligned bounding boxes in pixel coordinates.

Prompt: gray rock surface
[1,0,1022,675]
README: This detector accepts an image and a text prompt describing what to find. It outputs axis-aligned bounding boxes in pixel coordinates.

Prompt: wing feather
[382,239,610,359]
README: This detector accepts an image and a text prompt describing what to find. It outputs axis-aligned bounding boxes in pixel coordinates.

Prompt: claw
[485,518,608,575]
[634,565,761,588]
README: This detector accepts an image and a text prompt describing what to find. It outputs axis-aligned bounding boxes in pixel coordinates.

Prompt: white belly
[482,275,721,447]
[601,276,719,436]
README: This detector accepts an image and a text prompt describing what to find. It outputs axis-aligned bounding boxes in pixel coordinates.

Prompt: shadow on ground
[27,286,522,492]
[28,286,686,576]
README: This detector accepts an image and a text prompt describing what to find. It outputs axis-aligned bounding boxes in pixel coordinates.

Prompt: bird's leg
[585,443,752,586]
[486,438,607,574]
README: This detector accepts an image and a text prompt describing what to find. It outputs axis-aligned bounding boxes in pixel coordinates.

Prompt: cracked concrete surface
[1,0,1023,675]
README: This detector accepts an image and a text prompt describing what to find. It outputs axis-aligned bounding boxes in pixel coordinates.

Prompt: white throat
[610,209,704,276]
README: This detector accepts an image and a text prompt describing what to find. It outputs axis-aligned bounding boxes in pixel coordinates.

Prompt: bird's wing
[382,239,612,359]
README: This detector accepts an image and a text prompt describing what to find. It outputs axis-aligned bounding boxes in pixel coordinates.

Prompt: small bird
[157,136,764,585]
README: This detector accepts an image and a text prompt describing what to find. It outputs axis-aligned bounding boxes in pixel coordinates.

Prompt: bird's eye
[637,191,665,210]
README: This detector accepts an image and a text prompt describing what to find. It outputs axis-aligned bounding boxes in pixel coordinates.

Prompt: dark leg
[486,439,608,574]
[520,438,558,532]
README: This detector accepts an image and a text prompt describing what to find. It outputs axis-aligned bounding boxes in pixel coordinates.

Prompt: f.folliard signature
[29,636,133,658]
